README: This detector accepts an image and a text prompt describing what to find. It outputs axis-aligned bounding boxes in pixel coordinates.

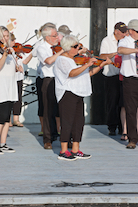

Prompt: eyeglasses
[71,44,79,49]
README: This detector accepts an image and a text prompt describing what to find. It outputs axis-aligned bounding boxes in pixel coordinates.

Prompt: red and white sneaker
[58,150,77,161]
[71,150,92,159]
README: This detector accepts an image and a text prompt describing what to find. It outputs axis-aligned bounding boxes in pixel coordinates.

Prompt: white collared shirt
[118,35,138,77]
[36,41,54,78]
[53,56,92,102]
[100,33,119,76]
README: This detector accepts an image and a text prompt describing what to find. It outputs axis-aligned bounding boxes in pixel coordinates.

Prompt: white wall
[108,8,138,35]
[0,6,91,124]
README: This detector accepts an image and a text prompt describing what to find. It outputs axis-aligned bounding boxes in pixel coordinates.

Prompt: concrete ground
[0,124,138,205]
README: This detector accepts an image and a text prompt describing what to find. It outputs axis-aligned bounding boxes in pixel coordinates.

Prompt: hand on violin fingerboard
[78,47,87,54]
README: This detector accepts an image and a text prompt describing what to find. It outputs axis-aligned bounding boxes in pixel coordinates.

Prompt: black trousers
[13,80,22,115]
[104,75,122,132]
[42,77,58,144]
[0,101,13,124]
[36,77,44,117]
[59,91,85,143]
[123,77,138,143]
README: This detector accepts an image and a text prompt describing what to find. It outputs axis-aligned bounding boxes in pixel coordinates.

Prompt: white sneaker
[0,144,15,153]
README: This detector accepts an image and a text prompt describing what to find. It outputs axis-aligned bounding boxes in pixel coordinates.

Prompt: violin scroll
[0,41,12,55]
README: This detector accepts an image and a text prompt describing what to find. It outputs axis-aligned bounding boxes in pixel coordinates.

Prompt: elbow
[44,58,53,65]
[69,71,74,77]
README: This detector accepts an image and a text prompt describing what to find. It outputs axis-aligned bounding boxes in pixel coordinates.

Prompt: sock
[1,143,6,147]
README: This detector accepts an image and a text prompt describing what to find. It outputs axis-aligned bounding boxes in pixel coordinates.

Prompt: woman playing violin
[53,35,112,161]
[9,33,24,127]
[0,26,23,154]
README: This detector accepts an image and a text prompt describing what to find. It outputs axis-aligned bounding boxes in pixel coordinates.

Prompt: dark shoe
[126,142,136,149]
[71,150,92,159]
[108,130,116,136]
[121,134,128,141]
[44,143,52,149]
[58,150,77,161]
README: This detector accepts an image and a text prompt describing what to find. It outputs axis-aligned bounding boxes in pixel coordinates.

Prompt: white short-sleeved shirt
[100,33,119,76]
[36,41,54,78]
[0,53,18,103]
[118,35,138,78]
[31,39,44,78]
[53,56,92,102]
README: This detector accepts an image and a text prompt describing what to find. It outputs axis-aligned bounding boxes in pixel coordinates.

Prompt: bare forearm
[44,49,64,65]
[100,52,117,60]
[118,47,138,55]
[23,53,33,65]
[89,57,112,76]
[69,64,88,77]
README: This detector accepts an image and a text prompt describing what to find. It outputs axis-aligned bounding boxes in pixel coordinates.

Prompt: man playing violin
[100,22,127,136]
[36,23,64,149]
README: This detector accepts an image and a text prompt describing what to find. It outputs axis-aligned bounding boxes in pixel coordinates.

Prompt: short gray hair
[60,35,79,51]
[41,23,57,39]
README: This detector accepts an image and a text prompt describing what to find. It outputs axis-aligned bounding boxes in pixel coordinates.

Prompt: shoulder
[102,34,113,42]
[37,41,50,53]
[118,36,132,47]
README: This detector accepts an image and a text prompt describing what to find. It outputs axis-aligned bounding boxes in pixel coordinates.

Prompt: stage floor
[0,124,138,205]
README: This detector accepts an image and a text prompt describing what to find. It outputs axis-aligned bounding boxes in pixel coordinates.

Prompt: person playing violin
[36,23,64,149]
[53,35,112,161]
[9,33,24,127]
[23,23,59,137]
[99,22,127,136]
[22,23,56,137]
[0,26,23,154]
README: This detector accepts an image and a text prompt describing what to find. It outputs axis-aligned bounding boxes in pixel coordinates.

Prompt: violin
[13,43,33,54]
[74,55,120,68]
[51,42,62,54]
[0,41,12,55]
[0,41,21,69]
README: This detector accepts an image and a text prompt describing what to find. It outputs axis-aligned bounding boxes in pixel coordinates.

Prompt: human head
[10,33,16,47]
[57,25,72,42]
[58,32,65,42]
[114,22,127,41]
[41,23,58,46]
[60,35,79,52]
[38,22,56,37]
[58,25,72,35]
[0,26,10,45]
[127,19,138,40]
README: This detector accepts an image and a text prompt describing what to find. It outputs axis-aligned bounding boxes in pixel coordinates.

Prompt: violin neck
[86,50,93,57]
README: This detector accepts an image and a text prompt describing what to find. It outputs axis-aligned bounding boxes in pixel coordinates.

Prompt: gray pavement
[0,124,138,205]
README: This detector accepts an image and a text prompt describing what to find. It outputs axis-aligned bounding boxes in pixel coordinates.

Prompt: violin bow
[22,29,38,45]
[78,35,87,41]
